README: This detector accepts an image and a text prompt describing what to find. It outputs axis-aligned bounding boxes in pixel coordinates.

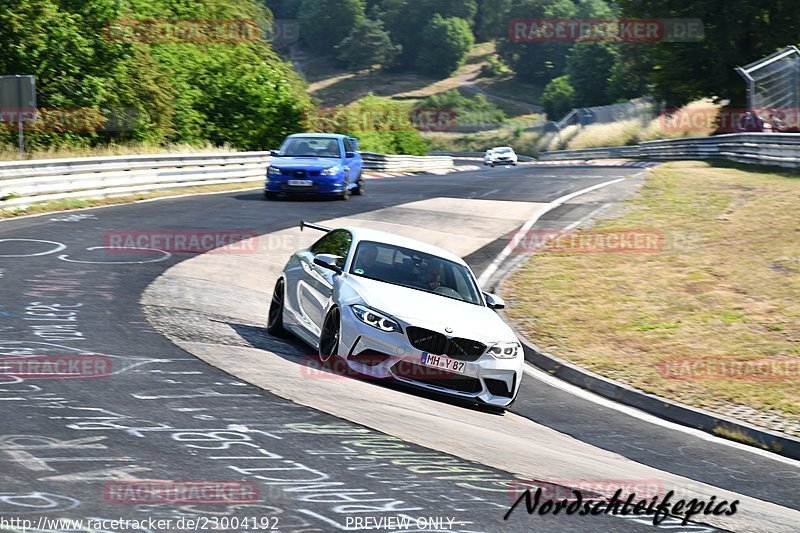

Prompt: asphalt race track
[0,163,798,532]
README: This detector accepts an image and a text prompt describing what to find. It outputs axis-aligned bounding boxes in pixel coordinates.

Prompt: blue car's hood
[271,157,341,170]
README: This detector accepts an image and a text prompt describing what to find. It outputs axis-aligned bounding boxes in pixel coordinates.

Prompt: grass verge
[566,99,721,150]
[502,161,800,428]
[0,182,260,220]
[0,142,235,162]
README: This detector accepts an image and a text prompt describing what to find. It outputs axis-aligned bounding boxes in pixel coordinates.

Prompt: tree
[496,0,612,83]
[541,75,576,118]
[380,0,477,70]
[0,0,310,151]
[496,0,578,82]
[190,47,310,150]
[606,43,652,102]
[566,42,618,107]
[617,0,800,106]
[297,0,365,53]
[474,0,514,42]
[336,18,401,71]
[415,15,474,77]
[265,0,303,18]
[325,95,431,155]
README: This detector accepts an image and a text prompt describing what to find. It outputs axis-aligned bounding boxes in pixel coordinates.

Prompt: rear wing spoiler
[300,220,332,233]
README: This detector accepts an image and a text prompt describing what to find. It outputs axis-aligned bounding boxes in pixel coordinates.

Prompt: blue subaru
[264,133,364,200]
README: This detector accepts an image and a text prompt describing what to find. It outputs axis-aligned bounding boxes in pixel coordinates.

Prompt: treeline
[495,0,800,116]
[268,0,477,77]
[0,0,310,151]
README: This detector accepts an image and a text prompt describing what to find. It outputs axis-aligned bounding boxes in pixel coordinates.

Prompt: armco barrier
[539,145,641,160]
[360,152,453,172]
[539,132,800,168]
[0,151,454,208]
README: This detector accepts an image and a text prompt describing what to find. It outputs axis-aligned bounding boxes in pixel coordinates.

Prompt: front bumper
[265,176,345,195]
[338,310,523,407]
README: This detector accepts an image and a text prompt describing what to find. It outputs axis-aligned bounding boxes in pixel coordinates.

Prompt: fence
[551,98,656,130]
[736,46,800,116]
[540,98,657,151]
[0,151,454,208]
[539,132,800,168]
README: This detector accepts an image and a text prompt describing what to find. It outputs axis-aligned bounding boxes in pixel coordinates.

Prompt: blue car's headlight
[321,166,343,176]
[267,166,282,176]
[350,305,402,333]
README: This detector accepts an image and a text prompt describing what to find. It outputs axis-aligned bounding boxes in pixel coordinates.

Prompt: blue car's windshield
[279,137,341,158]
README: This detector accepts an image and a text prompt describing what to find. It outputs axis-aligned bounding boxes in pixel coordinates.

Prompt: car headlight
[350,305,402,333]
[267,166,282,176]
[487,341,520,359]
[321,166,343,176]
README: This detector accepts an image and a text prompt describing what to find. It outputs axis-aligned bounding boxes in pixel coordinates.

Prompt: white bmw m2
[267,221,524,409]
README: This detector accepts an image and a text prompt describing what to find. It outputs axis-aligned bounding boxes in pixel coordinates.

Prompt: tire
[490,162,495,167]
[267,279,288,336]
[318,307,341,364]
[352,175,364,196]
[264,191,277,200]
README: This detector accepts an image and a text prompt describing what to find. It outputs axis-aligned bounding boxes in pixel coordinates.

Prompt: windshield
[279,137,341,158]
[495,148,513,153]
[349,241,482,305]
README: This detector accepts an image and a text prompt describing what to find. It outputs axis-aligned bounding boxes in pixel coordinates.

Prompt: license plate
[420,352,465,374]
[288,179,313,186]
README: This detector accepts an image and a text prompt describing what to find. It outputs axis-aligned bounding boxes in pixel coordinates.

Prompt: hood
[344,275,516,344]
[271,157,341,170]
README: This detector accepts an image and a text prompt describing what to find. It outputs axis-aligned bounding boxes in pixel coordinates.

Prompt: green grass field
[503,161,800,430]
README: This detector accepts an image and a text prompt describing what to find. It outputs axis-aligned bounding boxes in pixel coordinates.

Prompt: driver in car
[321,139,339,157]
[422,260,443,290]
[353,244,379,276]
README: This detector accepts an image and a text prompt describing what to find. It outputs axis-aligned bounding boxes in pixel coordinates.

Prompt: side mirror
[484,292,505,309]
[269,150,281,156]
[345,151,356,159]
[313,253,343,274]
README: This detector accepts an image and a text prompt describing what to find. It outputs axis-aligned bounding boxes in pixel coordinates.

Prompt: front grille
[281,183,319,191]
[392,362,482,393]
[281,169,321,177]
[406,326,486,362]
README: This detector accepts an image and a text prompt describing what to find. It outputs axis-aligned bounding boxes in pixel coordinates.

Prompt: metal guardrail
[0,151,455,208]
[539,145,641,160]
[539,133,800,168]
[360,152,453,172]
